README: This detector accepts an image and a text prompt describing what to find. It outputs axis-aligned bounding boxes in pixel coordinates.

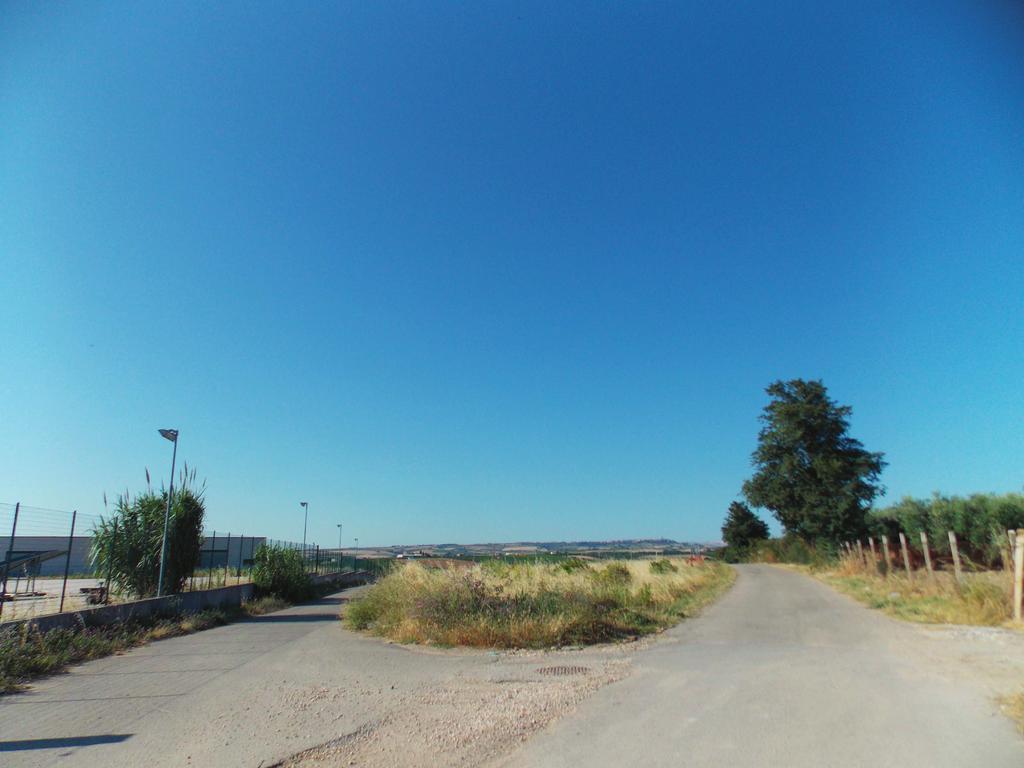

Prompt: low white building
[2,535,268,577]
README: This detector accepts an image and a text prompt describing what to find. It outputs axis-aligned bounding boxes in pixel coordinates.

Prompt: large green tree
[721,501,770,549]
[742,379,885,545]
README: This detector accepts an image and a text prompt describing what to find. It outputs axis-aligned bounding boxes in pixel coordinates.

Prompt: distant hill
[357,538,712,557]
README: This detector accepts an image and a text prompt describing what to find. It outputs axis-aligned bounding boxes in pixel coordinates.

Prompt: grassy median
[344,557,735,648]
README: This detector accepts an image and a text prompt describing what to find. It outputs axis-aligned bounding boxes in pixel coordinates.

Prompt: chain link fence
[0,502,357,624]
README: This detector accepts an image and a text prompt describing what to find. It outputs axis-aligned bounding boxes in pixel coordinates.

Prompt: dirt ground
[280,644,635,767]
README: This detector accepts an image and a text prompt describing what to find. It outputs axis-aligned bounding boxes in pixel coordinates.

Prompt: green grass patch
[344,558,735,648]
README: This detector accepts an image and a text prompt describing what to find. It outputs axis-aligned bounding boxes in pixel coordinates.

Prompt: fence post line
[948,531,963,583]
[868,537,878,572]
[105,520,118,604]
[59,510,77,613]
[919,531,934,578]
[0,502,21,621]
[881,535,892,577]
[207,531,216,589]
[855,540,865,568]
[898,532,912,579]
[1013,533,1024,623]
[223,532,232,586]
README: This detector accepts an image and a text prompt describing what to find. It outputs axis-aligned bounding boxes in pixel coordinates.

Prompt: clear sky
[2,2,1023,547]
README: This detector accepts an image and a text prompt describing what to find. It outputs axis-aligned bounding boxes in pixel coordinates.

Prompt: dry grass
[344,558,735,648]
[1000,691,1024,734]
[242,595,291,615]
[809,553,1015,627]
[0,608,230,692]
[0,594,297,693]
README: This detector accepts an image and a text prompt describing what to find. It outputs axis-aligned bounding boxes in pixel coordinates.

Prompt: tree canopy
[742,379,885,545]
[721,501,770,549]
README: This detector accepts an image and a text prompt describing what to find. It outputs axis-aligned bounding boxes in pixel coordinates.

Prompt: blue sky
[2,2,1023,546]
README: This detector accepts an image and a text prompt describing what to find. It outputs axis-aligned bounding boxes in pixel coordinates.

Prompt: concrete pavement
[0,587,497,766]
[3,566,1023,767]
[496,564,1024,767]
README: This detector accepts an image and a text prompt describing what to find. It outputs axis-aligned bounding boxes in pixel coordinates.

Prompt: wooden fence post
[1014,533,1024,624]
[881,535,892,577]
[856,540,865,568]
[868,537,878,574]
[898,532,912,579]
[1007,530,1017,573]
[947,531,963,583]
[919,531,934,578]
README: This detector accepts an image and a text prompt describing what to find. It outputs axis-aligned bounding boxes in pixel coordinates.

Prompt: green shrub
[91,466,206,597]
[869,492,1024,567]
[649,558,678,574]
[558,557,591,573]
[594,562,632,584]
[252,544,312,601]
[750,535,836,567]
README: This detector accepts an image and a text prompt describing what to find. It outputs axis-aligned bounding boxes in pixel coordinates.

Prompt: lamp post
[337,523,343,571]
[300,501,309,562]
[156,428,179,597]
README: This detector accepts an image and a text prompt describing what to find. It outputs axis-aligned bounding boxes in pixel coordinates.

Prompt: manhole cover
[537,665,590,676]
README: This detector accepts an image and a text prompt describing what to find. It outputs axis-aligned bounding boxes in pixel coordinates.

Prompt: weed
[558,557,592,573]
[807,552,1014,626]
[1000,691,1024,734]
[241,595,290,615]
[649,558,678,574]
[0,608,230,693]
[343,558,735,648]
[0,591,300,693]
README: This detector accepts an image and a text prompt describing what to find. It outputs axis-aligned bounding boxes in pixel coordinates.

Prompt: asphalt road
[2,566,1023,767]
[0,587,498,767]
[498,564,1024,767]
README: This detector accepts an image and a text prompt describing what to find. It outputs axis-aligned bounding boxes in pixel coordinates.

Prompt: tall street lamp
[300,501,309,559]
[337,523,343,551]
[156,428,179,597]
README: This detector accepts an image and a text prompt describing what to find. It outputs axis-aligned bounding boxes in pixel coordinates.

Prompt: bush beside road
[345,557,735,648]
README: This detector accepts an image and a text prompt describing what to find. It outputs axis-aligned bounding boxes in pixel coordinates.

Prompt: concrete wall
[3,570,370,635]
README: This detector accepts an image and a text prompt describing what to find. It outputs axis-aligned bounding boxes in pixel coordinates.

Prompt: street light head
[300,501,308,508]
[158,428,179,443]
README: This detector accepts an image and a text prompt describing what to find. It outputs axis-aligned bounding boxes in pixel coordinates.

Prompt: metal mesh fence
[0,501,355,625]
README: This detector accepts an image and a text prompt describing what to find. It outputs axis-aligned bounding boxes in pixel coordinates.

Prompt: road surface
[498,564,1024,767]
[2,566,1022,767]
